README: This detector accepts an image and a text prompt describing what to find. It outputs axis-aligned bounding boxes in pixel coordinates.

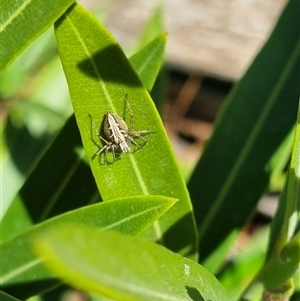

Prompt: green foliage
[1,197,176,299]
[130,33,167,92]
[0,291,21,301]
[54,4,197,261]
[187,0,300,261]
[1,0,299,300]
[0,0,76,71]
[33,224,230,301]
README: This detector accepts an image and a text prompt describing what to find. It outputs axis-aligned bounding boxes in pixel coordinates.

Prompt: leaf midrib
[65,13,150,197]
[0,258,42,283]
[134,41,162,78]
[1,201,169,283]
[1,0,32,31]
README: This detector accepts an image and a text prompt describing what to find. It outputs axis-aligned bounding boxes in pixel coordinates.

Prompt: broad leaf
[55,4,197,258]
[1,196,176,299]
[33,224,231,301]
[0,0,76,71]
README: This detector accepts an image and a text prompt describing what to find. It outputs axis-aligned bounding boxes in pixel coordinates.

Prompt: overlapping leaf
[1,196,176,299]
[55,3,197,258]
[188,0,300,259]
[2,29,168,241]
[33,224,231,301]
[0,0,75,71]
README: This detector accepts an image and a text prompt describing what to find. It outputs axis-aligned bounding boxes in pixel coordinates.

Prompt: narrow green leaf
[286,99,300,236]
[133,3,166,110]
[0,0,76,71]
[130,33,167,92]
[269,129,294,191]
[2,27,168,241]
[33,224,231,301]
[188,0,300,259]
[55,4,197,258]
[0,27,55,97]
[247,102,300,299]
[1,194,32,242]
[0,291,21,301]
[202,230,239,274]
[263,99,300,271]
[6,115,96,225]
[1,196,176,299]
[2,32,167,229]
[218,227,269,300]
[135,4,164,51]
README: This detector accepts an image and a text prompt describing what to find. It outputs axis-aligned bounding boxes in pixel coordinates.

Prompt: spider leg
[102,145,111,165]
[111,144,118,162]
[89,114,111,163]
[88,114,103,149]
[102,143,119,164]
[127,136,142,149]
[91,144,107,161]
[99,135,110,144]
[129,130,153,148]
[88,114,98,135]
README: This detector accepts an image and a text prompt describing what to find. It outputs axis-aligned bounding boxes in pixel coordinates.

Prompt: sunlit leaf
[33,224,231,301]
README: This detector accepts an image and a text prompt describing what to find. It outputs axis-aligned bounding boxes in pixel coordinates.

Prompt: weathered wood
[104,0,287,80]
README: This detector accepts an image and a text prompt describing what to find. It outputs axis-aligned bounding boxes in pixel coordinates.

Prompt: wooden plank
[103,0,288,80]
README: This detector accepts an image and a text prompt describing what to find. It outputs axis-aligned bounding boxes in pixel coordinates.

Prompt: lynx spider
[89,97,152,164]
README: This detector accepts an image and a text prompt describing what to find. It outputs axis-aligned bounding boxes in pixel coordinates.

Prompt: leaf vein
[1,0,32,32]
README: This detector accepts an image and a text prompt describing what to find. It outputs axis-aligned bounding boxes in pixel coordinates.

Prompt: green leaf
[1,194,32,242]
[135,4,164,51]
[187,0,300,259]
[261,231,300,291]
[240,128,300,301]
[267,168,299,262]
[0,27,56,97]
[55,3,197,258]
[33,224,231,301]
[248,102,300,298]
[1,196,176,299]
[285,100,300,240]
[130,33,167,92]
[218,227,269,300]
[269,129,294,191]
[133,3,166,110]
[4,115,95,227]
[0,0,76,71]
[0,291,21,301]
[2,24,168,239]
[202,230,239,275]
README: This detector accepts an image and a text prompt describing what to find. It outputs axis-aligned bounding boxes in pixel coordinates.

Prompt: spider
[89,98,152,164]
